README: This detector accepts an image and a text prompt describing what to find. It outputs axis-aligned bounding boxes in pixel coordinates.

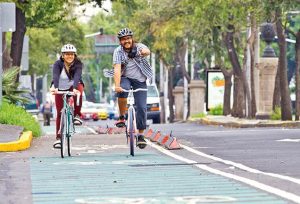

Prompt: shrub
[2,67,30,104]
[190,112,206,119]
[209,104,223,115]
[0,101,42,137]
[270,106,281,120]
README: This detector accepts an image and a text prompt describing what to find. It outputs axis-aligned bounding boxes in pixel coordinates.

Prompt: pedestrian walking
[41,101,52,126]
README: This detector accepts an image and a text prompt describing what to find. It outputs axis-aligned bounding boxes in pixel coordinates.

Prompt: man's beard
[123,43,132,52]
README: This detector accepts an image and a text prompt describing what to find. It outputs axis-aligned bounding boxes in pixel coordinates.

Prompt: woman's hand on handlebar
[73,88,81,96]
[50,87,58,94]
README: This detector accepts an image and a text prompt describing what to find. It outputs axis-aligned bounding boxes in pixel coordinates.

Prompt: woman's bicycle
[122,88,148,156]
[54,91,80,158]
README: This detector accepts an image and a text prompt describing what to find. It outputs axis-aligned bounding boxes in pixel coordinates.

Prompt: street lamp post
[0,3,16,106]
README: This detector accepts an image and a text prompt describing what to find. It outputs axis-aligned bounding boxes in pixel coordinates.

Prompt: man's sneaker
[74,115,82,126]
[137,135,147,149]
[53,140,61,149]
[115,115,126,128]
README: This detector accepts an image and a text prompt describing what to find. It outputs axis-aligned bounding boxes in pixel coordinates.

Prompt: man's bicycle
[54,91,80,158]
[122,88,148,156]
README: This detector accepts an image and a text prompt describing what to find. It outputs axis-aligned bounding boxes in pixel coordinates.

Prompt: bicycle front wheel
[60,110,67,158]
[128,109,135,156]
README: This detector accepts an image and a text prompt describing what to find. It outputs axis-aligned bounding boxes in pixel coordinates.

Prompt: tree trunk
[168,68,175,122]
[275,10,292,120]
[249,16,257,118]
[273,68,281,110]
[242,44,252,118]
[2,33,12,71]
[295,30,300,120]
[10,2,26,79]
[220,67,233,115]
[177,39,191,83]
[224,25,245,118]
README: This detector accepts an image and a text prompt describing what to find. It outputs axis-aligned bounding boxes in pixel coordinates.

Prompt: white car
[127,83,161,124]
[146,84,161,124]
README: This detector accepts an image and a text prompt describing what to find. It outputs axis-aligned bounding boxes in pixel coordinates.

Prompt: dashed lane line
[180,144,300,185]
[147,141,300,204]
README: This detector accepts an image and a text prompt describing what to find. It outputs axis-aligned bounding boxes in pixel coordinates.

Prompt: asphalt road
[1,120,300,203]
[151,122,300,199]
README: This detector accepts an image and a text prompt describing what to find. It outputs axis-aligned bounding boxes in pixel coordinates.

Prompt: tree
[264,0,299,120]
[275,8,293,120]
[7,0,106,77]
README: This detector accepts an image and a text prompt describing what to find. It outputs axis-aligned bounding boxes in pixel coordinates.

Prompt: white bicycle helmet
[61,44,77,53]
[117,28,133,39]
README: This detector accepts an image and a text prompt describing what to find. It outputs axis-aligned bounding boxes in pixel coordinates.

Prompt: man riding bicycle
[113,28,153,149]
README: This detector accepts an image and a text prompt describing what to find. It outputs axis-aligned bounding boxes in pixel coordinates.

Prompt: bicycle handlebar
[121,88,148,93]
[51,91,80,106]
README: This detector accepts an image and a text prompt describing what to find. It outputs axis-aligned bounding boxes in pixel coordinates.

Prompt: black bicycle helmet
[117,28,133,39]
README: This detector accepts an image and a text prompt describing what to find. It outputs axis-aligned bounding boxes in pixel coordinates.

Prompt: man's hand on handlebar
[115,86,123,93]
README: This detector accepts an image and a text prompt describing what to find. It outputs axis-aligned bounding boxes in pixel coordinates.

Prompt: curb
[0,131,33,152]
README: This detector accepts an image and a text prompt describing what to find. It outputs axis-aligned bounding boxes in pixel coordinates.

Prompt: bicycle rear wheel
[128,109,135,156]
[60,110,67,158]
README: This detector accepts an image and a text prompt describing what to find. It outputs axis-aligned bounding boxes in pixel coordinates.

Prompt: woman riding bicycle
[50,44,84,148]
[113,28,153,149]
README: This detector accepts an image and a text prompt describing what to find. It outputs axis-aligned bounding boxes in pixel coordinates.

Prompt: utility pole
[159,59,165,123]
[151,53,156,84]
[183,39,188,121]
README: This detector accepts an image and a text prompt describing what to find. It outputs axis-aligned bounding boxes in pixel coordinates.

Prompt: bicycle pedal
[116,123,125,128]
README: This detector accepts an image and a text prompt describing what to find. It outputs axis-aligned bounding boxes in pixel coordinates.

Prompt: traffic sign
[94,34,119,54]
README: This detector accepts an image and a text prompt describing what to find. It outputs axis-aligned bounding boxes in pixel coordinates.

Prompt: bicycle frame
[58,91,77,136]
[122,88,147,156]
[55,91,79,158]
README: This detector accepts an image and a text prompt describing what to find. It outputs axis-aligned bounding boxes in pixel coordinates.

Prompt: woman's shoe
[53,140,61,149]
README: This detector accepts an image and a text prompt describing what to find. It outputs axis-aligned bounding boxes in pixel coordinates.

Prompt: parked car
[94,103,108,120]
[107,105,119,120]
[126,83,161,124]
[146,84,161,124]
[81,101,99,121]
[20,92,40,115]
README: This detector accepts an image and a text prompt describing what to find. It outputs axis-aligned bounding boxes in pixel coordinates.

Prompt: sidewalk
[194,115,300,128]
[1,115,300,152]
[0,124,33,152]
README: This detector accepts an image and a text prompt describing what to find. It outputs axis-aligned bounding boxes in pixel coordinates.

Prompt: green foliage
[2,67,29,104]
[0,101,42,137]
[54,21,86,54]
[270,106,282,120]
[25,0,70,28]
[190,112,206,119]
[209,104,223,115]
[27,28,58,76]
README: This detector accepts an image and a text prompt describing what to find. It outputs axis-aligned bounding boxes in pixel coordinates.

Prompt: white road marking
[75,196,236,203]
[85,126,98,134]
[180,144,300,185]
[277,138,300,142]
[147,141,300,204]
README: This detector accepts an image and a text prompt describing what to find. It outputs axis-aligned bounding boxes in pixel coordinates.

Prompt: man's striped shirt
[104,43,153,82]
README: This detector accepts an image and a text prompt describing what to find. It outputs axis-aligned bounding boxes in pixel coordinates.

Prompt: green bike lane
[26,123,291,203]
[30,152,288,203]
